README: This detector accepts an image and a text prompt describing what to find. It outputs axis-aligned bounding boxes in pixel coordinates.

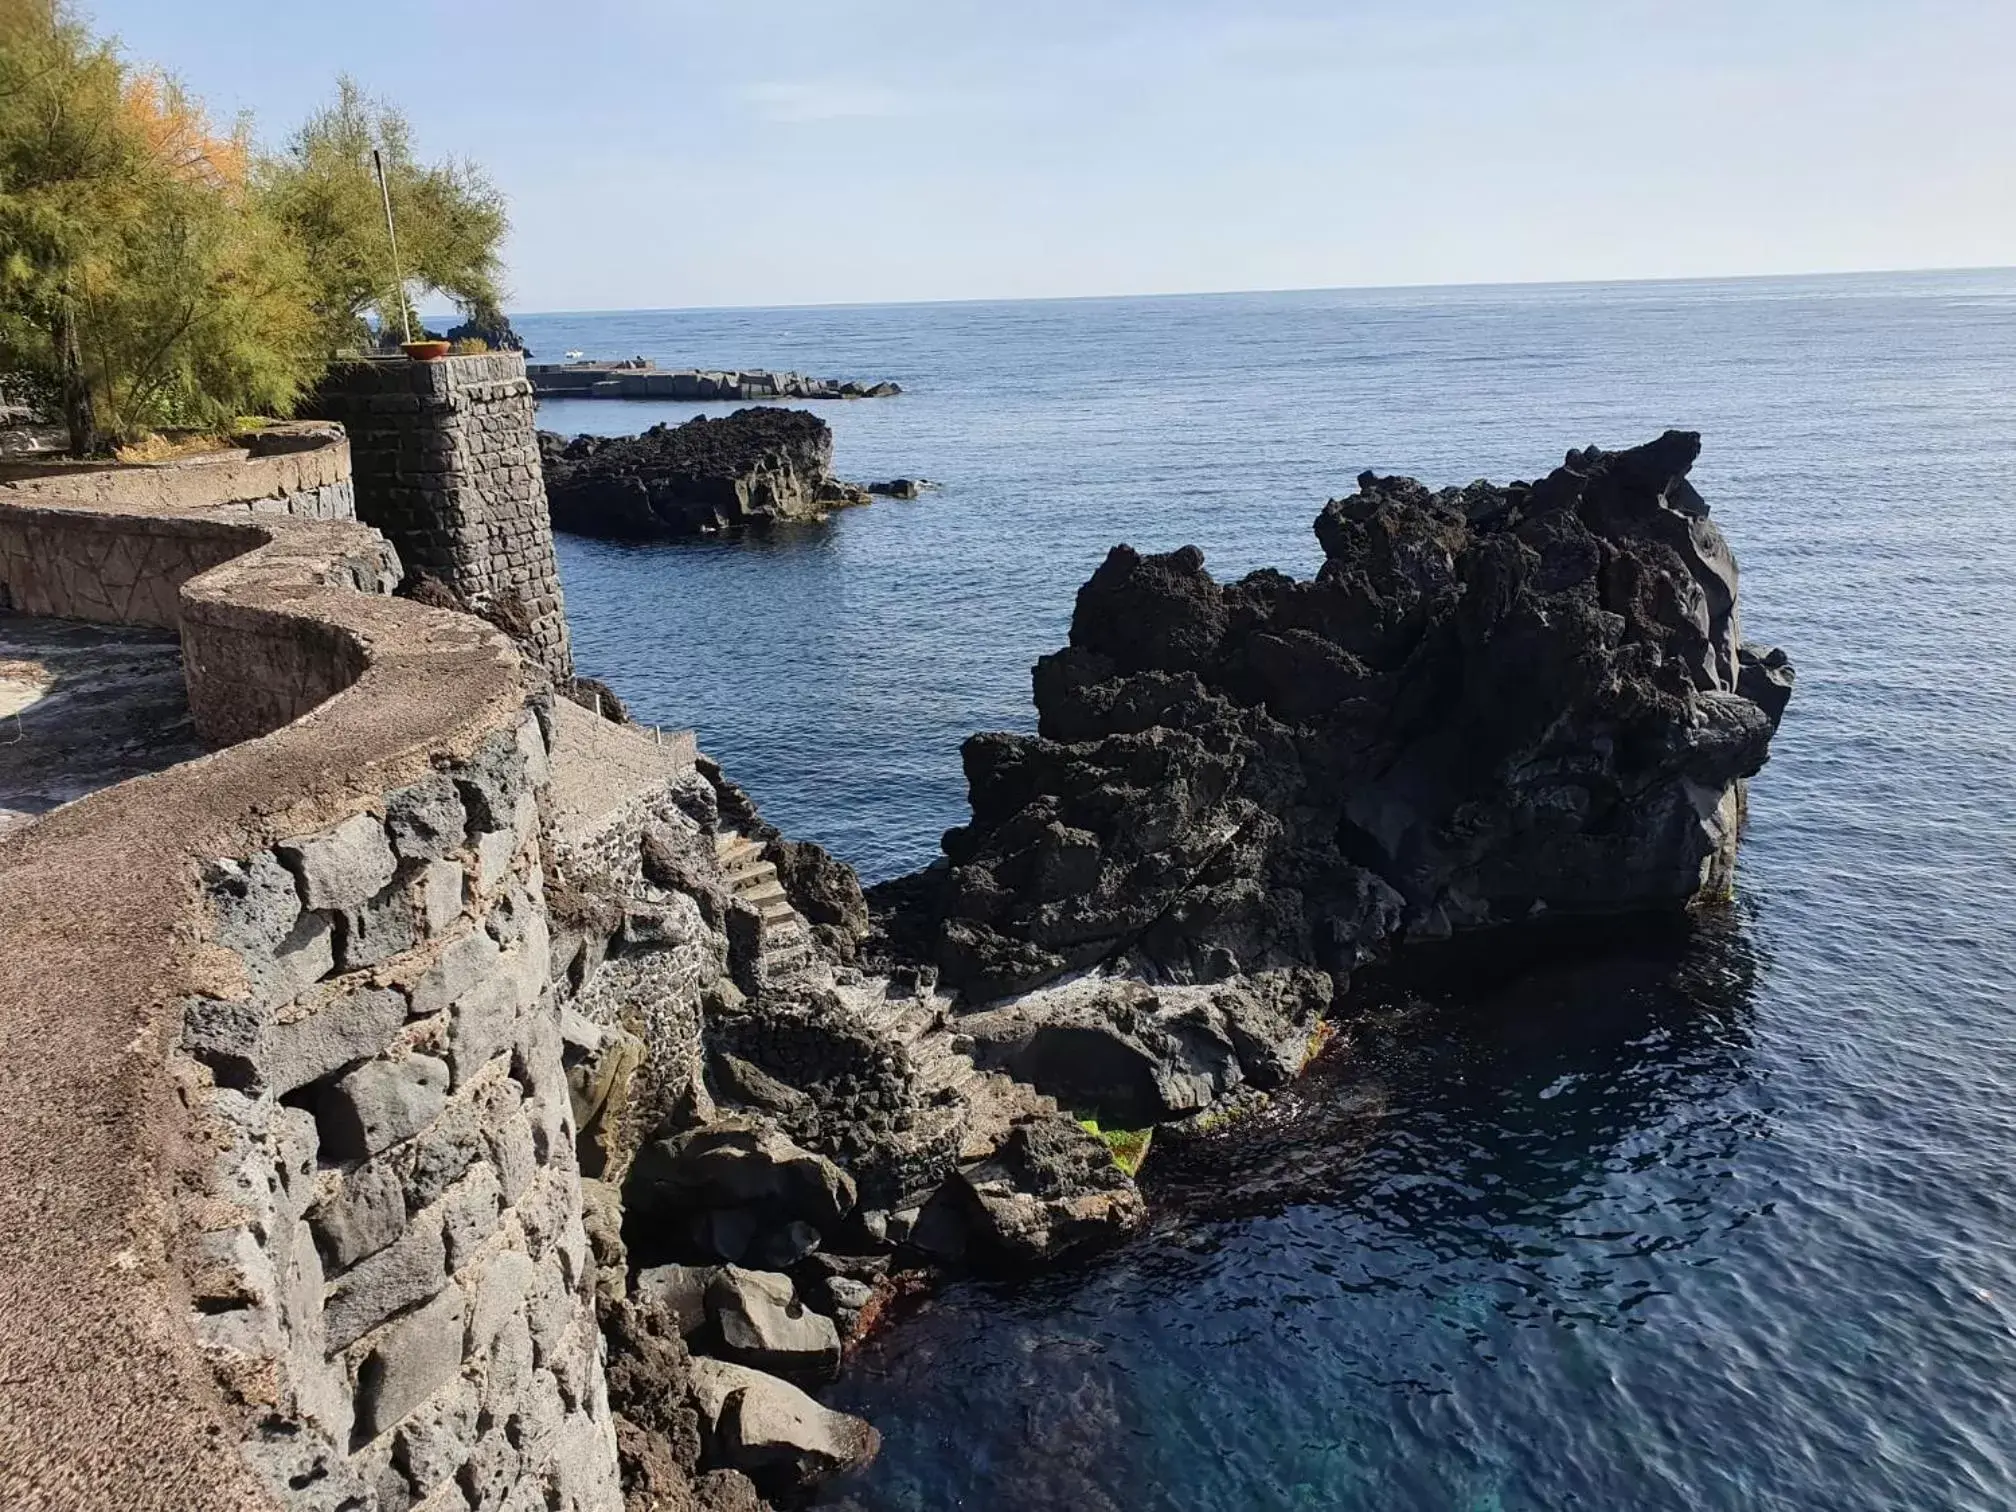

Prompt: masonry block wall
[313,355,574,683]
[177,707,622,1512]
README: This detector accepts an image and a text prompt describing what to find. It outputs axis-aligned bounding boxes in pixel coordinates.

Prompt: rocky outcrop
[874,432,1793,1121]
[540,410,874,539]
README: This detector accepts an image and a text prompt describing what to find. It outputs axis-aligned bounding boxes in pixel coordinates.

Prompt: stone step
[715,834,763,867]
[862,999,945,1045]
[763,941,813,973]
[724,857,773,888]
[740,879,788,908]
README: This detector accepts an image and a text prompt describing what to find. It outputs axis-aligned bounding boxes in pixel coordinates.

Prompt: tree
[0,0,321,451]
[258,77,507,353]
[0,0,138,452]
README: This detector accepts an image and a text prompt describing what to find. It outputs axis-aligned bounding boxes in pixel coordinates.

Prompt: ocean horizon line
[466,261,2016,325]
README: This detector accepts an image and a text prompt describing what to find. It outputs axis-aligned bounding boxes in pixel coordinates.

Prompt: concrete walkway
[0,613,206,838]
[544,693,696,846]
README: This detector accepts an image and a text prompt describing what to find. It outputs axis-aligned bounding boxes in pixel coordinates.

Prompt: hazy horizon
[468,262,2016,321]
[85,1,2016,312]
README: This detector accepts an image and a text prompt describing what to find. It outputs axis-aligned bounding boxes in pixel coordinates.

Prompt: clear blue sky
[84,0,2016,312]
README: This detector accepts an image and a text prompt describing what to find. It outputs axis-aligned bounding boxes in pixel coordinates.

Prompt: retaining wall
[0,428,620,1512]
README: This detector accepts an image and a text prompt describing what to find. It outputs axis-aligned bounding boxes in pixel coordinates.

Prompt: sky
[83,0,2016,313]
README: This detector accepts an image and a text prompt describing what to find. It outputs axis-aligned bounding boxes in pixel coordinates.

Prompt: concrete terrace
[0,612,206,838]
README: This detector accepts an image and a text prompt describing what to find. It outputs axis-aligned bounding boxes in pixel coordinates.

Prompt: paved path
[544,694,696,845]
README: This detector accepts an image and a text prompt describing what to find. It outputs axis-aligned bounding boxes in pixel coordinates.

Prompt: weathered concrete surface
[0,614,205,838]
[546,695,696,848]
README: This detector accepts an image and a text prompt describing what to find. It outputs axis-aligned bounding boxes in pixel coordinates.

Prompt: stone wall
[312,355,574,684]
[178,708,621,1512]
[0,426,356,628]
[0,432,624,1512]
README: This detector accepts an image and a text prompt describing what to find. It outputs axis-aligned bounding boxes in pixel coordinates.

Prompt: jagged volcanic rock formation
[882,432,1794,1022]
[539,408,872,538]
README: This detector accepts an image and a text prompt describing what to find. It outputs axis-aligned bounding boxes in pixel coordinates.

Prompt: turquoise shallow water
[515,271,2016,1511]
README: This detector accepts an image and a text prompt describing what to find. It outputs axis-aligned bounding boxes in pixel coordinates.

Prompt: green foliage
[1076,1115,1153,1177]
[0,12,511,452]
[257,77,507,353]
[0,1,320,448]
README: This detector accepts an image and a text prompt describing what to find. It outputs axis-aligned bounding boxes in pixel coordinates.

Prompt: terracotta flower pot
[402,339,451,362]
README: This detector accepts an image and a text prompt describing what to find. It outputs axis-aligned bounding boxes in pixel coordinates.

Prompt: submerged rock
[879,432,1794,1018]
[540,408,874,538]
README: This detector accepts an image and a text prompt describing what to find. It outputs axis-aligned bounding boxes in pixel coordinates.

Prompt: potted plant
[402,338,451,361]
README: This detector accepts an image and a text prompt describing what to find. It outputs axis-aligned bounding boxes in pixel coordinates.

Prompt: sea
[511,269,2016,1512]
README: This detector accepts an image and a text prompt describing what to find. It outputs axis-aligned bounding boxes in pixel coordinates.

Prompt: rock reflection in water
[819,913,1765,1511]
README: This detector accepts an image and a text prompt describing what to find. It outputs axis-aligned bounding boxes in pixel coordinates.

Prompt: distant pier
[526,359,900,401]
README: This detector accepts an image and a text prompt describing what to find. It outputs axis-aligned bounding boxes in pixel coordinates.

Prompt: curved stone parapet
[0,433,620,1511]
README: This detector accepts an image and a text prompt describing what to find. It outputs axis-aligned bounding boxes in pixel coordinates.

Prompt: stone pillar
[313,353,574,682]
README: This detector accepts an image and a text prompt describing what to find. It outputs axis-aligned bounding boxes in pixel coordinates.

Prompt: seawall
[0,419,624,1510]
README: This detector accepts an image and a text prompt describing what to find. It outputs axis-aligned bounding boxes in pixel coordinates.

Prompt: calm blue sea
[513,270,2016,1511]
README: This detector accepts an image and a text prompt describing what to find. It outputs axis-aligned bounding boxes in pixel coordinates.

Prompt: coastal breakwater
[527,361,900,404]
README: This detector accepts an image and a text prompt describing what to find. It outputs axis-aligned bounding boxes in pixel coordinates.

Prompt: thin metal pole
[373,148,412,345]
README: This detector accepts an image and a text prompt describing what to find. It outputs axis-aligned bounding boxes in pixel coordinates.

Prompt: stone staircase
[714,829,820,986]
[713,828,1071,1198]
[840,975,1066,1165]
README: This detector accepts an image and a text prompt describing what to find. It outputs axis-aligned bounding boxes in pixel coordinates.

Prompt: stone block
[325,1212,448,1353]
[410,927,502,1017]
[387,773,469,861]
[353,1283,468,1443]
[391,1373,480,1499]
[279,813,399,911]
[635,1263,715,1337]
[185,984,406,1096]
[442,1163,503,1269]
[459,1423,526,1510]
[487,1107,539,1205]
[417,859,465,937]
[472,816,525,895]
[448,971,522,1086]
[241,1423,375,1512]
[337,879,417,971]
[262,910,337,1007]
[407,1071,520,1211]
[467,1250,537,1357]
[319,1054,451,1161]
[707,1266,841,1376]
[310,1156,409,1273]
[206,851,306,959]
[454,730,529,834]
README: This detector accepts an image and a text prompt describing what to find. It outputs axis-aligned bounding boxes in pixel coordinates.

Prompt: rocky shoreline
[541,409,883,539]
[563,431,1792,1508]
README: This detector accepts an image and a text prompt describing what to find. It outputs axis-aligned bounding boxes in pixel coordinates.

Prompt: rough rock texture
[687,1358,879,1502]
[540,410,873,539]
[177,710,626,1512]
[954,967,1330,1127]
[882,433,1793,1019]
